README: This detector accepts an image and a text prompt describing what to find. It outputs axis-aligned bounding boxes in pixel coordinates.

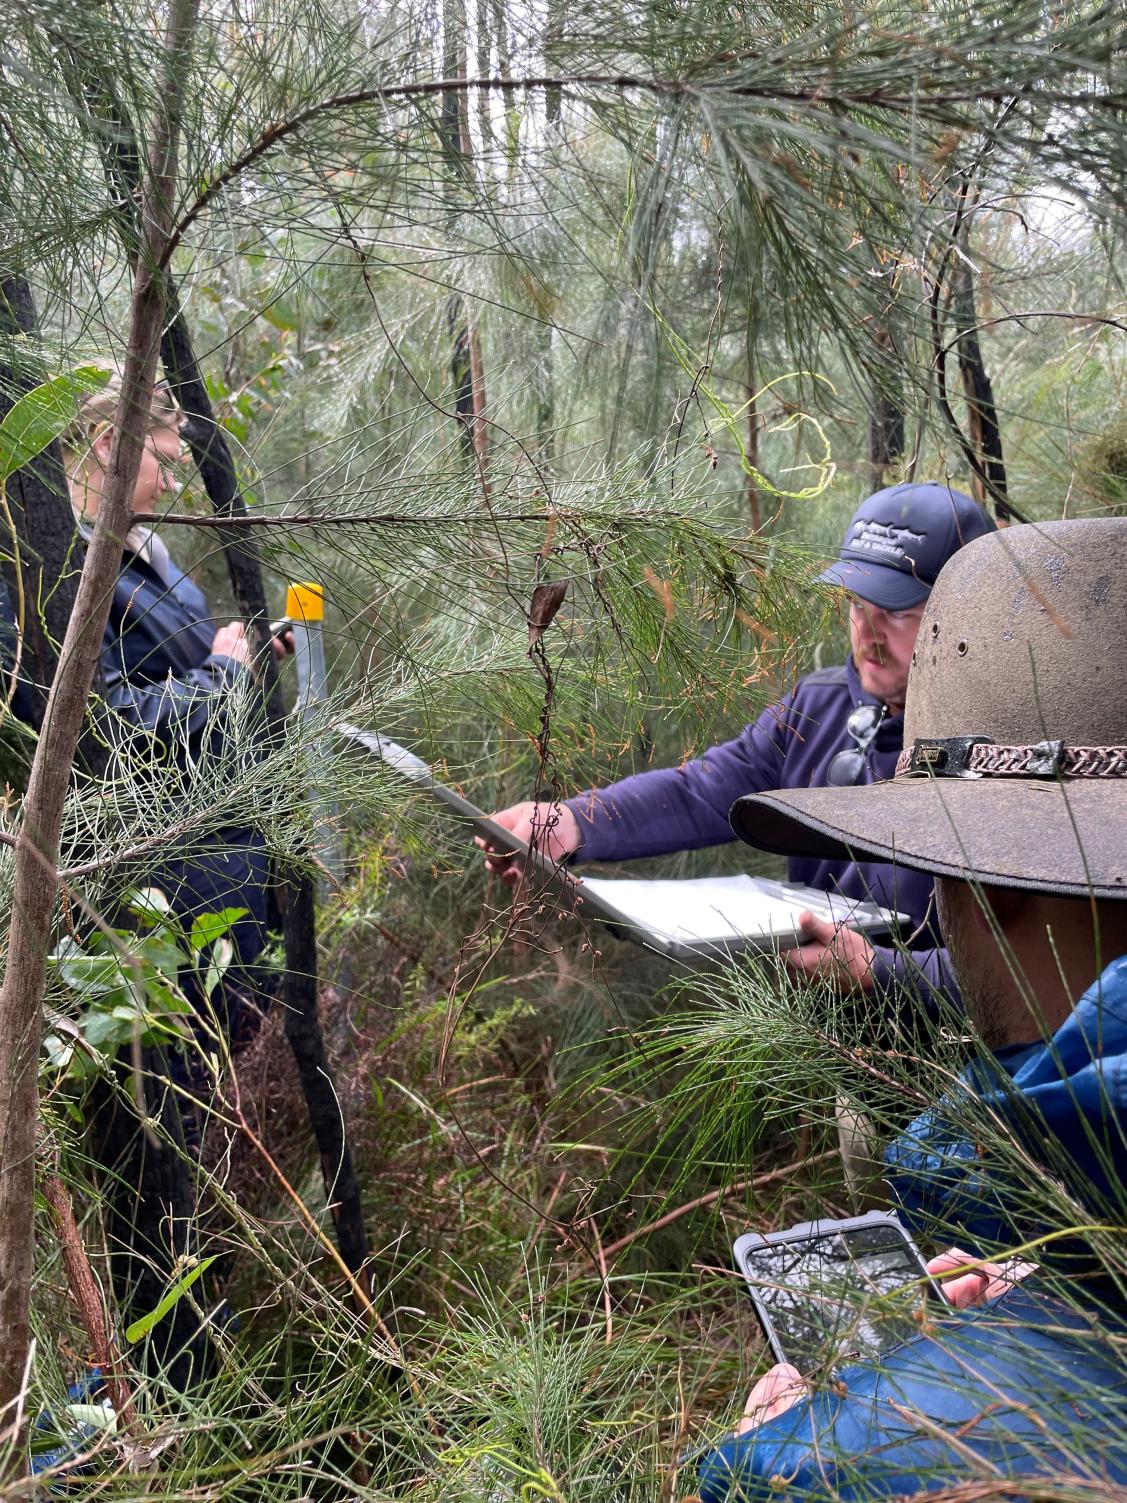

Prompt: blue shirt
[697,956,1127,1500]
[101,544,268,967]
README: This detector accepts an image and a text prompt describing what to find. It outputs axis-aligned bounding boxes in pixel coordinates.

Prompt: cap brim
[730,780,1127,901]
[816,559,931,610]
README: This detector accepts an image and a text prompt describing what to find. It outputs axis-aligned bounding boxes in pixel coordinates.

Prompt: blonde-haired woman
[67,377,255,704]
[65,378,289,1386]
[64,377,287,997]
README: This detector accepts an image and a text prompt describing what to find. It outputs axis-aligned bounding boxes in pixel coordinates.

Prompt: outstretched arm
[561,701,795,866]
[478,706,792,884]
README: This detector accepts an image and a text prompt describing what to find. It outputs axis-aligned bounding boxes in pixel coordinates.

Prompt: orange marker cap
[284,581,324,623]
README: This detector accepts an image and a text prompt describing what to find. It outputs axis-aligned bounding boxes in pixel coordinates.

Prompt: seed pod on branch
[528,580,568,652]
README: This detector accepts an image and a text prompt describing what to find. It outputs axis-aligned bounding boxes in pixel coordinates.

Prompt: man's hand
[475,800,582,889]
[272,627,295,661]
[735,1363,805,1436]
[927,1248,1036,1309]
[783,911,876,994]
[211,622,252,666]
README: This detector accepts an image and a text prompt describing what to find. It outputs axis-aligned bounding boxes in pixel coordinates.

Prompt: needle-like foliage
[0,0,1124,1492]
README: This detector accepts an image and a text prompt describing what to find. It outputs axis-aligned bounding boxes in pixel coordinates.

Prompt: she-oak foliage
[0,0,1124,1493]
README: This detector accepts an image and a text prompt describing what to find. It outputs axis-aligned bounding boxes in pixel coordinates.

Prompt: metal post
[286,581,343,881]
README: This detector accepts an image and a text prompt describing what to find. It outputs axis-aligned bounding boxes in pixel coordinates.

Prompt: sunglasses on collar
[825,702,887,787]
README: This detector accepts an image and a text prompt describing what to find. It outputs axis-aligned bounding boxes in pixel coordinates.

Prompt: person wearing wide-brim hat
[696,518,1127,1500]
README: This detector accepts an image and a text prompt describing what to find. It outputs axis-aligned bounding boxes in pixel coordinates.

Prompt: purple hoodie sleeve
[563,696,792,864]
[870,943,963,1019]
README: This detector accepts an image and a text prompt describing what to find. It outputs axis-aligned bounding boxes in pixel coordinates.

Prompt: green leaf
[124,1256,218,1344]
[50,949,125,999]
[82,1006,137,1050]
[189,907,248,955]
[135,935,189,977]
[0,366,110,482]
[126,886,172,927]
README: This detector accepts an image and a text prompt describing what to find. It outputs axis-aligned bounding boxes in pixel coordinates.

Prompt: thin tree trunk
[446,299,477,457]
[745,339,762,531]
[868,387,905,489]
[490,0,518,168]
[0,0,198,1440]
[929,181,1024,524]
[467,322,488,464]
[278,875,370,1290]
[535,319,555,468]
[543,0,563,126]
[42,1142,138,1426]
[475,0,493,153]
[865,315,907,489]
[868,327,904,489]
[441,0,488,466]
[952,258,1009,521]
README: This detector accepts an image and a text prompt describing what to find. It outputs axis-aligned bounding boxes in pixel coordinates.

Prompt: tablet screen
[739,1220,929,1370]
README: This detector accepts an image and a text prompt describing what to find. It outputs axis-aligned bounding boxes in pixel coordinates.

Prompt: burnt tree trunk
[928,180,1024,524]
[441,0,488,466]
[868,328,904,490]
[952,258,1010,522]
[0,278,90,748]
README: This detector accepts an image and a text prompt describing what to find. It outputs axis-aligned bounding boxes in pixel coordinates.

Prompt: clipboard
[336,724,904,962]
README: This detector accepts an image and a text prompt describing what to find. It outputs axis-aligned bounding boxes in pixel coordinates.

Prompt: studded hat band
[896,736,1127,780]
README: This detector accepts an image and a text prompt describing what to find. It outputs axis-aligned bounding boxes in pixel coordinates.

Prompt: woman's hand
[211,622,252,666]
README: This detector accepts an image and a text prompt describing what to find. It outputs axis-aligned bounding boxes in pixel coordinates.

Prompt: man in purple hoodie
[483,484,995,1011]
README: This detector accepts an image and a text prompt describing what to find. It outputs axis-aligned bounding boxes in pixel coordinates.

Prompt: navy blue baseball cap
[817,482,996,610]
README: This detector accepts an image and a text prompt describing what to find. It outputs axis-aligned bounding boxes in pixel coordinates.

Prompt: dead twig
[586,1151,836,1267]
[39,1164,137,1431]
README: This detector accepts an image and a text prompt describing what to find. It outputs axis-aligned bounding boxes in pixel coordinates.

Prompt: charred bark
[952,258,1009,520]
[0,278,95,759]
[441,0,488,464]
[867,327,904,490]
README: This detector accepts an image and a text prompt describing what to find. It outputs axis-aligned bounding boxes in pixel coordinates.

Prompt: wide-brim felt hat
[731,518,1127,900]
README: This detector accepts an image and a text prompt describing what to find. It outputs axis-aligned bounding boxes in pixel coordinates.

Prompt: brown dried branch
[39,1167,137,1430]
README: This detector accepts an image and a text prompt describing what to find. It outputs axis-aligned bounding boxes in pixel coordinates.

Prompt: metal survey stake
[285,582,343,880]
